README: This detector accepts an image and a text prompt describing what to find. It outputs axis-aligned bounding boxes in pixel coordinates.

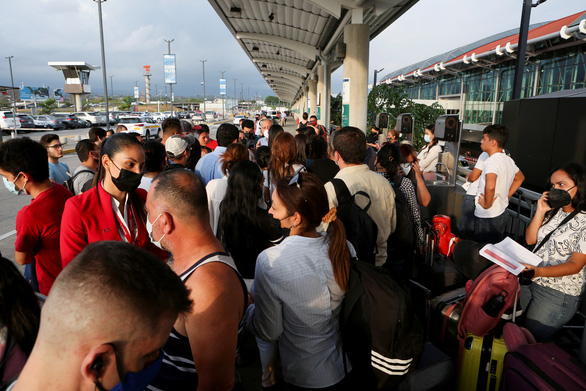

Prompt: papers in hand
[479,237,542,275]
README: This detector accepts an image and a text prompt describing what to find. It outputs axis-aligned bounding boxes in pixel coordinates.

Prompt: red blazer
[60,183,167,267]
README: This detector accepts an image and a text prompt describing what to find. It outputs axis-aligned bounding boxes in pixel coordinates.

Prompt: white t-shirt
[206,176,228,236]
[466,152,489,196]
[534,211,586,296]
[474,152,519,218]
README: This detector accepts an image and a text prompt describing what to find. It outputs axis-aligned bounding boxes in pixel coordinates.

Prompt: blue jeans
[457,195,476,239]
[474,212,505,244]
[520,283,582,342]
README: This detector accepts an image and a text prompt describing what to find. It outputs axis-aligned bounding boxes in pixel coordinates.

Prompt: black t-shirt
[308,158,340,185]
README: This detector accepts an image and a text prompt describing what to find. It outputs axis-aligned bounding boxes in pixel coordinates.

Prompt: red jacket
[60,183,167,267]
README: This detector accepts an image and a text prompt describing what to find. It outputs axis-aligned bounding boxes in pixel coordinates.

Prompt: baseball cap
[166,135,190,158]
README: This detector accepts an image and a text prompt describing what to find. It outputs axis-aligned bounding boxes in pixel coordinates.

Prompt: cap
[166,135,189,158]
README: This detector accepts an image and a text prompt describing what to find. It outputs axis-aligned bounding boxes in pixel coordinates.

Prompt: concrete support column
[74,94,83,112]
[308,79,317,118]
[343,23,369,133]
[316,64,324,121]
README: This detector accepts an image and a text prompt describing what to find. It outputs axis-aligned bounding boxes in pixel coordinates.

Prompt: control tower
[48,62,97,112]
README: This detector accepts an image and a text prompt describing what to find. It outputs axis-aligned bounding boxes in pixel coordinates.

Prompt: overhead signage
[220,78,226,95]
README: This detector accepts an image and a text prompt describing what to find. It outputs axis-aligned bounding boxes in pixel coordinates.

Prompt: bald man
[11,241,192,391]
[145,169,247,391]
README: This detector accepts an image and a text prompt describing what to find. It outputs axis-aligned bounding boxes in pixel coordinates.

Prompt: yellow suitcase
[457,333,507,391]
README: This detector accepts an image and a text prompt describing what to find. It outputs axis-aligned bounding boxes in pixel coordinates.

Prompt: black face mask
[244,132,254,139]
[110,161,143,192]
[547,186,575,209]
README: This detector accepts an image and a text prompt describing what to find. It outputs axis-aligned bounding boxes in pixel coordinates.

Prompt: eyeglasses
[47,144,64,149]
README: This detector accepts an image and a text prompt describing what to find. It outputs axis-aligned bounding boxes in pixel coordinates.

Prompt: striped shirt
[244,234,350,388]
[147,252,247,391]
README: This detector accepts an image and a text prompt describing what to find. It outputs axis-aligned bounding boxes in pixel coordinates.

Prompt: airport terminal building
[379,10,586,128]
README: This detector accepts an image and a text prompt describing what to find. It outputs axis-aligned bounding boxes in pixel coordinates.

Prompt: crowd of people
[0,112,584,390]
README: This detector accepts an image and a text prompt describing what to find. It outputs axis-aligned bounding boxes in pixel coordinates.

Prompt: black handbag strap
[533,210,579,253]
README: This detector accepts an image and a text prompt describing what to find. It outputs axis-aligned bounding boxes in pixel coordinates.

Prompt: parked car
[17,114,36,130]
[0,111,22,130]
[232,114,245,125]
[99,112,117,125]
[74,112,106,126]
[205,111,217,120]
[152,112,166,122]
[117,115,160,140]
[52,113,80,129]
[34,115,64,130]
[192,112,206,122]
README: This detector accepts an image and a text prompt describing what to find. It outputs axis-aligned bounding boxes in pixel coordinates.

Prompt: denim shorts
[474,212,506,244]
[521,282,582,341]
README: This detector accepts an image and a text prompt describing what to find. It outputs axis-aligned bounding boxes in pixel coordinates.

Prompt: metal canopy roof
[208,0,420,103]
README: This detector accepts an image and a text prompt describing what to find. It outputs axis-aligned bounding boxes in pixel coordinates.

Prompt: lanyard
[114,203,136,244]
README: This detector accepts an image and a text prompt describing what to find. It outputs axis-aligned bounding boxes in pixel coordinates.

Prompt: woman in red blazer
[61,133,166,267]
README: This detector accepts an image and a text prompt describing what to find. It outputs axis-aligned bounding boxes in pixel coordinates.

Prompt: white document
[480,237,542,275]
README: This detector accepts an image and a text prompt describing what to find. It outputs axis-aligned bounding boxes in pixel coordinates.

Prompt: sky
[0,0,584,101]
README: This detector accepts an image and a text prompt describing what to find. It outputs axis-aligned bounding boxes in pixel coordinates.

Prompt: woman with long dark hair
[0,256,41,384]
[217,160,284,280]
[377,144,424,273]
[139,140,166,192]
[245,172,352,390]
[400,143,431,207]
[61,133,166,266]
[521,162,586,341]
[206,143,249,235]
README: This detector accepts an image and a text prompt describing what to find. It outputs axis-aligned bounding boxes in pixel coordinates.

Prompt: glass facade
[405,45,586,125]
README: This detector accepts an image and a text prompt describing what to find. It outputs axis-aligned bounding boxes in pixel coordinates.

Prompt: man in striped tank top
[146,169,248,391]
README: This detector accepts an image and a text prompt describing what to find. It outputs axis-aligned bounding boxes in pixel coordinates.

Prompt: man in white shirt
[324,126,396,266]
[474,124,525,244]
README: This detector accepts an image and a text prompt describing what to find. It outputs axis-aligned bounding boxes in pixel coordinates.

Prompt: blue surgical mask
[3,174,28,196]
[146,213,165,250]
[424,134,432,143]
[110,352,163,391]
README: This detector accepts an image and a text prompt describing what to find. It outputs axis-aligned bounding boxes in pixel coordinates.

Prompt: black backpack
[63,169,94,194]
[331,178,378,264]
[341,260,424,390]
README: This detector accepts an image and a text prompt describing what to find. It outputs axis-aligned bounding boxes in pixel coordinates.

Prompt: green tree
[119,96,133,111]
[40,98,57,114]
[367,84,445,150]
[330,93,342,127]
[264,95,279,106]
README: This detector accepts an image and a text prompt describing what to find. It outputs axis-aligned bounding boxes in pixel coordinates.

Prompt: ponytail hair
[220,143,248,175]
[275,172,350,290]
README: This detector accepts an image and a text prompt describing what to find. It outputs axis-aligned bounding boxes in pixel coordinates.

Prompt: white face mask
[146,213,165,250]
[400,163,412,176]
[263,130,269,138]
[424,134,432,143]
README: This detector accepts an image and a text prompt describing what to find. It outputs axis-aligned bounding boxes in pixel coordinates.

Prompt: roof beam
[237,33,318,60]
[253,59,310,77]
[261,71,304,85]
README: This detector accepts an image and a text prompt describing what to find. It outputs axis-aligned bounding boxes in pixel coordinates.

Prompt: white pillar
[343,23,369,133]
[316,65,324,122]
[75,94,83,112]
[308,79,317,118]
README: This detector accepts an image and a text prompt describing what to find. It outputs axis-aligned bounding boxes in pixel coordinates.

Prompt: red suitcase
[501,342,586,390]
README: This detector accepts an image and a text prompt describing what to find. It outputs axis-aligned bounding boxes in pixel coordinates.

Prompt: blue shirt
[244,234,349,388]
[195,146,226,185]
[48,161,70,185]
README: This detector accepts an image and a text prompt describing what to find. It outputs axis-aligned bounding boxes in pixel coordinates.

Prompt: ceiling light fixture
[230,6,241,14]
[268,13,274,21]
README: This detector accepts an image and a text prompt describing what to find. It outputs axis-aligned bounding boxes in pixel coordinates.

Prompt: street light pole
[233,78,237,111]
[371,67,384,127]
[5,56,17,138]
[94,0,110,130]
[164,39,174,116]
[220,71,226,119]
[200,59,207,115]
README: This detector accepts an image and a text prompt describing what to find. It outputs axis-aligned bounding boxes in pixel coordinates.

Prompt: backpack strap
[331,179,373,212]
[331,178,352,206]
[532,210,579,253]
